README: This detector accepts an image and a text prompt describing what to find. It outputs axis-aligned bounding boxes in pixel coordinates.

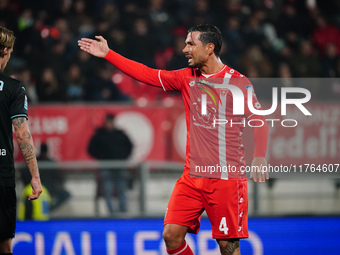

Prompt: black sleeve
[118,131,133,159]
[10,84,28,120]
[88,134,101,159]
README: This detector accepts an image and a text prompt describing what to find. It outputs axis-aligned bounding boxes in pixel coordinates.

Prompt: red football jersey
[105,50,268,179]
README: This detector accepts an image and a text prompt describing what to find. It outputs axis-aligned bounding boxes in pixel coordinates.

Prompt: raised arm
[12,117,42,200]
[78,36,164,88]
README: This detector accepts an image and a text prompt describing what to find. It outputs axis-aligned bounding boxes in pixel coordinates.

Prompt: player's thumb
[28,190,36,200]
[95,35,105,42]
[29,188,42,200]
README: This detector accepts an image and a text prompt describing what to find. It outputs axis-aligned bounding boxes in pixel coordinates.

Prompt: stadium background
[1,0,339,254]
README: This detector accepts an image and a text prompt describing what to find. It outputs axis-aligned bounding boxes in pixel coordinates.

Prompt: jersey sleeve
[10,84,28,120]
[104,50,183,91]
[158,69,185,91]
[238,77,269,158]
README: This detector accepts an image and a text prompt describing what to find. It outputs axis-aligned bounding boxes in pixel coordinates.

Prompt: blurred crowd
[1,0,340,103]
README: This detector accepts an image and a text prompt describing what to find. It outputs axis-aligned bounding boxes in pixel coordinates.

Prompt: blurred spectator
[148,0,173,51]
[245,65,260,78]
[65,63,86,101]
[241,44,273,77]
[46,17,74,72]
[13,10,47,74]
[312,15,340,56]
[222,16,244,69]
[223,0,244,18]
[68,0,93,36]
[54,17,73,45]
[191,0,216,29]
[106,28,127,55]
[126,17,156,68]
[36,67,65,102]
[315,0,340,26]
[276,3,306,39]
[275,62,314,96]
[88,114,133,214]
[277,62,294,86]
[17,9,34,32]
[76,50,96,77]
[275,61,303,99]
[0,0,16,32]
[18,67,39,104]
[242,12,267,47]
[321,43,340,77]
[87,62,129,101]
[165,33,187,70]
[93,18,112,41]
[291,40,321,77]
[97,2,120,28]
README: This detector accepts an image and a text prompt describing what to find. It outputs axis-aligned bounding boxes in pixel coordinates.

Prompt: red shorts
[164,173,248,239]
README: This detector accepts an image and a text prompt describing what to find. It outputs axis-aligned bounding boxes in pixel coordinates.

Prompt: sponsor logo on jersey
[221,89,228,96]
[197,80,222,107]
[245,85,257,99]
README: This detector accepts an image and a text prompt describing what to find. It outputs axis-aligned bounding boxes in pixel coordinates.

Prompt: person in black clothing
[88,114,133,214]
[0,26,42,254]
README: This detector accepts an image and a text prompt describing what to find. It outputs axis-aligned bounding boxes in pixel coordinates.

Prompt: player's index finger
[78,41,90,47]
[80,38,95,43]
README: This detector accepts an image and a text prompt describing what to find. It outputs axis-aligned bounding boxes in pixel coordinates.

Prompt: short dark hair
[188,24,222,56]
[105,113,115,121]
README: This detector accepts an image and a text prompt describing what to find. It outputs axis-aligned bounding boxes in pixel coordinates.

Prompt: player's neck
[0,62,5,72]
[200,57,225,75]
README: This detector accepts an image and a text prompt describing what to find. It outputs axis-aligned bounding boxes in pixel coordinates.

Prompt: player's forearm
[104,49,162,87]
[18,140,39,178]
[251,116,269,158]
[13,118,40,178]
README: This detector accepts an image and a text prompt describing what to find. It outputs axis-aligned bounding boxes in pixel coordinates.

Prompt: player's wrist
[104,49,113,60]
[31,174,40,179]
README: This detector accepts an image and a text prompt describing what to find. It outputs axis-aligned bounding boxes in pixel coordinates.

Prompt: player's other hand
[250,157,269,183]
[29,176,43,200]
[78,36,109,58]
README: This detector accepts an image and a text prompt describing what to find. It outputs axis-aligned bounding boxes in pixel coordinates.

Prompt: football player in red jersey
[79,24,269,255]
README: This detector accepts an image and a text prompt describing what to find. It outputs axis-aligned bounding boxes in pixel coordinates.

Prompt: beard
[188,61,202,68]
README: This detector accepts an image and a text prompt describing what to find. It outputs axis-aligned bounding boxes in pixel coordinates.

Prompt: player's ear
[206,43,215,55]
[0,47,9,58]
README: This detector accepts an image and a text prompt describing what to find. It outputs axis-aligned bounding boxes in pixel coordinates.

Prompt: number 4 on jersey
[0,81,4,91]
[219,217,229,235]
